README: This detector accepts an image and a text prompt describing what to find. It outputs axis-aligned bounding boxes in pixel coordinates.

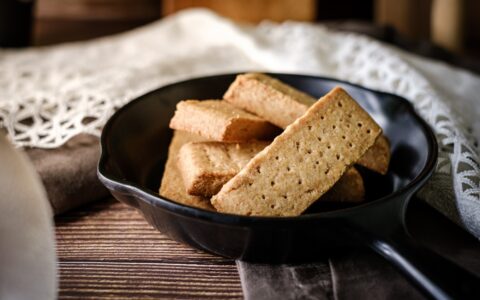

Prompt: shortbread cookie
[224,73,316,128]
[178,141,269,197]
[356,134,390,175]
[169,100,278,142]
[212,87,382,216]
[180,140,365,202]
[321,167,364,202]
[159,130,214,210]
[224,73,390,173]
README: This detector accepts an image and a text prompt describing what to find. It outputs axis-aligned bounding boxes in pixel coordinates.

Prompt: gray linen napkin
[237,254,424,300]
[237,261,334,300]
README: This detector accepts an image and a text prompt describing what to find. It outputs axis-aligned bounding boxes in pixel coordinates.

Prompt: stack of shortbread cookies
[160,73,390,216]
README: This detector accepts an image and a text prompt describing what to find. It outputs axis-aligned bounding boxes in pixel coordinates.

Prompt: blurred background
[1,0,479,71]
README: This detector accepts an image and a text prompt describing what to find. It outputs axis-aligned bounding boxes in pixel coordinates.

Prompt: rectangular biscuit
[159,130,214,210]
[224,73,316,129]
[180,140,365,202]
[211,87,382,216]
[356,134,390,175]
[178,141,269,197]
[224,73,390,174]
[321,167,364,202]
[169,100,279,142]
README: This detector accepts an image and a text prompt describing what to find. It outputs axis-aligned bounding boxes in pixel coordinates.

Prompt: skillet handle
[369,231,480,300]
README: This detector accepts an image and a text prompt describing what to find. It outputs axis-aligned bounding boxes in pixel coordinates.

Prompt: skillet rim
[97,72,438,224]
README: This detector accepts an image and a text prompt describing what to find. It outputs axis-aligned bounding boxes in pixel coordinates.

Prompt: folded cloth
[238,254,423,300]
[1,9,479,300]
[25,134,108,214]
[237,261,334,300]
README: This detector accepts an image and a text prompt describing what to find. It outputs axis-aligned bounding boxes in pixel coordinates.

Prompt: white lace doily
[0,9,479,238]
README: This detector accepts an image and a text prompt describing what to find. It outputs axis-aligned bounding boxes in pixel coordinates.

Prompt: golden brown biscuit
[321,167,364,202]
[224,73,316,129]
[159,130,214,210]
[224,73,390,174]
[178,141,269,197]
[212,87,382,216]
[169,100,278,142]
[179,140,365,202]
[356,134,390,175]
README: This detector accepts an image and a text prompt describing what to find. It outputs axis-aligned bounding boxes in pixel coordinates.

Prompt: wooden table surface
[55,198,243,299]
[55,195,480,299]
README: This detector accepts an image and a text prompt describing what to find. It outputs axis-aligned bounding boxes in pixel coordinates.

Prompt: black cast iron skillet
[98,73,480,299]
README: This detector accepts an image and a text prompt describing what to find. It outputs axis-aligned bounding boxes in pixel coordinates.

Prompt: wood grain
[375,0,432,39]
[36,0,161,21]
[55,199,242,299]
[162,0,317,23]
